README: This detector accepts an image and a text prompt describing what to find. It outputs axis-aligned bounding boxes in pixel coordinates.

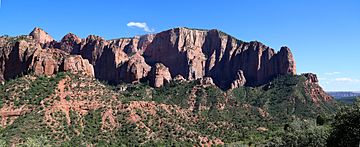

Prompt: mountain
[0,27,295,90]
[0,28,336,146]
[327,92,360,104]
[327,91,360,98]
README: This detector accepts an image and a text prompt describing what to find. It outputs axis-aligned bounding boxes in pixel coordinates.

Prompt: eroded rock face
[0,35,94,81]
[30,49,94,77]
[303,73,319,83]
[32,50,60,76]
[149,63,172,88]
[58,33,82,54]
[302,73,332,103]
[230,70,246,89]
[0,40,41,80]
[119,53,151,83]
[63,55,94,77]
[29,27,54,44]
[143,28,296,89]
[1,27,297,90]
[30,48,71,76]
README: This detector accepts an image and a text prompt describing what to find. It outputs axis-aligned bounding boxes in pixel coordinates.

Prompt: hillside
[0,72,336,146]
[0,28,337,146]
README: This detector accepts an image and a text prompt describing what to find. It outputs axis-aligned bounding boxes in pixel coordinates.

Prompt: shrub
[327,98,360,147]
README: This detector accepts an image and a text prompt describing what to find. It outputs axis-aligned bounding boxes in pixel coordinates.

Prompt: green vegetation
[327,98,360,147]
[0,73,341,146]
[0,72,67,108]
[2,35,32,45]
[152,81,196,107]
[0,111,52,146]
[336,96,358,104]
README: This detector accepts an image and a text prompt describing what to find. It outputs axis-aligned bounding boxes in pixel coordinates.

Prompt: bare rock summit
[29,27,54,44]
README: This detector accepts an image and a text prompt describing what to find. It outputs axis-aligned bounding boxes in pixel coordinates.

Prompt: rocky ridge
[303,73,332,103]
[0,27,297,90]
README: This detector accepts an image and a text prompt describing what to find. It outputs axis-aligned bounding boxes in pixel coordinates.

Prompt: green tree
[316,115,326,126]
[327,99,360,147]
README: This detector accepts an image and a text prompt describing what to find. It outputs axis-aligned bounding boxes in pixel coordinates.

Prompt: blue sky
[0,0,359,91]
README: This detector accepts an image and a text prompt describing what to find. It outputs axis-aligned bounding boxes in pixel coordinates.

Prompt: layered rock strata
[0,27,297,90]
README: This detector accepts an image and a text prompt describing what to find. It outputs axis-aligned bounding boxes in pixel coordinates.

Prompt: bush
[327,99,360,147]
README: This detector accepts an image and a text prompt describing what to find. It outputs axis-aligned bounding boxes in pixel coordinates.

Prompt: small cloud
[127,22,154,33]
[325,72,341,75]
[334,78,360,82]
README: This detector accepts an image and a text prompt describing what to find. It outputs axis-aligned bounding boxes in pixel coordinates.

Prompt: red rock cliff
[0,27,296,90]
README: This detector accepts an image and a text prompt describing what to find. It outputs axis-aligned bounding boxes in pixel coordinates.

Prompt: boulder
[200,77,215,87]
[174,75,186,82]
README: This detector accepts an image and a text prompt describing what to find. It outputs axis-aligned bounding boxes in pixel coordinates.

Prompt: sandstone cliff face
[30,48,94,77]
[149,63,172,88]
[0,39,40,80]
[143,28,296,89]
[58,33,82,54]
[31,49,65,76]
[230,70,246,89]
[63,55,94,77]
[0,34,93,80]
[119,53,151,83]
[1,27,297,90]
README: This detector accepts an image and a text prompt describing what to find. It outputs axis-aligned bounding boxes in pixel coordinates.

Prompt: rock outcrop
[31,48,94,77]
[303,73,319,83]
[119,53,151,83]
[174,75,186,82]
[230,70,246,89]
[0,40,39,80]
[302,73,332,103]
[58,33,82,54]
[149,63,172,88]
[63,55,95,77]
[31,49,64,76]
[1,27,298,90]
[143,28,296,89]
[0,34,93,80]
[200,77,215,87]
[29,27,54,44]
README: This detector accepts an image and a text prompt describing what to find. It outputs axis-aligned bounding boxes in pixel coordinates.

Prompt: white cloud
[334,78,360,82]
[127,22,154,33]
[325,72,341,75]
